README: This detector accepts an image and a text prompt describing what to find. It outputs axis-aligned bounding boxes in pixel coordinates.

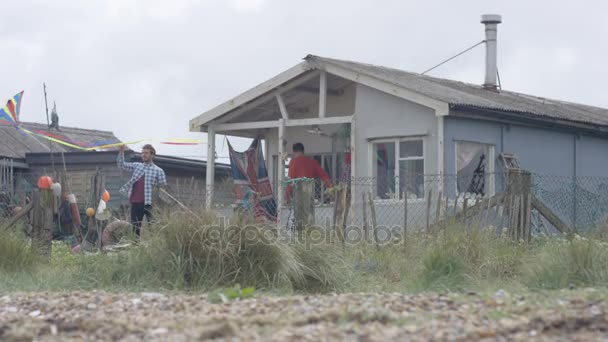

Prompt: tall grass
[71,210,349,293]
[2,214,608,294]
[0,229,38,272]
[525,236,608,289]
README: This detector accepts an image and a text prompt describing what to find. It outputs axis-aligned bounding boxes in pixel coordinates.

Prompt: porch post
[319,71,327,118]
[436,114,445,199]
[350,116,356,213]
[277,119,285,229]
[205,123,216,209]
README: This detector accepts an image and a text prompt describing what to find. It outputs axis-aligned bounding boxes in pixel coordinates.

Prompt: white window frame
[369,137,426,202]
[454,140,495,198]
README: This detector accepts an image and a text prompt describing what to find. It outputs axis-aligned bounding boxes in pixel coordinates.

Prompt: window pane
[374,142,395,199]
[399,159,424,198]
[400,140,423,158]
[456,142,488,195]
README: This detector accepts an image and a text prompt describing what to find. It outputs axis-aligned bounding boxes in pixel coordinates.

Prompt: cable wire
[421,40,486,75]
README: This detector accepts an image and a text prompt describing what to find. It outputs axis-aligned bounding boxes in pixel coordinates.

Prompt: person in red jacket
[286,143,332,202]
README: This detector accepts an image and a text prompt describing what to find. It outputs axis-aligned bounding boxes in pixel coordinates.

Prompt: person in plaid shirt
[117,144,167,237]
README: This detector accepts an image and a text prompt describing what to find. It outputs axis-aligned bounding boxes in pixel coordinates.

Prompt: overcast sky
[2,0,607,163]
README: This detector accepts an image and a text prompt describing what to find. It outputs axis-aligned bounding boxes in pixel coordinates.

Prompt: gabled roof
[0,121,121,159]
[189,54,608,133]
[307,55,608,128]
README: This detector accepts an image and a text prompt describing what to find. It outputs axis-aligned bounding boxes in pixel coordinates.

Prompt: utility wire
[421,40,486,75]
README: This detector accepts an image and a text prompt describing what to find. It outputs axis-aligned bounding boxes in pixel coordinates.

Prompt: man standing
[286,143,332,201]
[117,144,167,237]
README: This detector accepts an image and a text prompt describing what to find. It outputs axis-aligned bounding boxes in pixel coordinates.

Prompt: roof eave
[189,61,315,132]
[189,55,454,132]
[450,104,608,137]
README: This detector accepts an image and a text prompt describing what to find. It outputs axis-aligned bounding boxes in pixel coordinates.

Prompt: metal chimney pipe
[481,14,502,90]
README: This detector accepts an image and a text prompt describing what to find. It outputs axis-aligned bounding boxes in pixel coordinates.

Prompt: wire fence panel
[4,169,608,237]
[182,172,608,235]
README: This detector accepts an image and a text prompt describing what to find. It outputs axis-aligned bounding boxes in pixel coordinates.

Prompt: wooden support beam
[276,94,289,120]
[207,70,320,127]
[288,116,353,127]
[215,120,278,131]
[214,116,354,132]
[531,194,570,234]
[4,201,33,229]
[430,193,505,231]
[190,63,315,130]
[296,86,344,96]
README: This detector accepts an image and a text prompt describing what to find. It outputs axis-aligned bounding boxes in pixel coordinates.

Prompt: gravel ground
[1,290,607,341]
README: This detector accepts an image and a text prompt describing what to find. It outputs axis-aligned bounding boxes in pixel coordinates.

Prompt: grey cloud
[1,0,607,159]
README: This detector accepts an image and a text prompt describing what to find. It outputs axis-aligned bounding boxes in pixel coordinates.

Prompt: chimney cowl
[481,14,502,24]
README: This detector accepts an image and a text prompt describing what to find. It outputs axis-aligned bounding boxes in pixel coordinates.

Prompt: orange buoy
[102,190,110,202]
[37,176,53,189]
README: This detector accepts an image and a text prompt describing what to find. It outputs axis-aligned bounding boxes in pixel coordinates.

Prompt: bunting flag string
[1,91,205,150]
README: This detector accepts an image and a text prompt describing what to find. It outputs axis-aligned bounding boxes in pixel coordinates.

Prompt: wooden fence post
[506,170,532,242]
[367,192,379,251]
[31,189,54,261]
[426,188,433,234]
[362,192,368,242]
[403,190,408,246]
[435,190,442,232]
[293,180,314,231]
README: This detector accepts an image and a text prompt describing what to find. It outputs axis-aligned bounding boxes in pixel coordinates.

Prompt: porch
[190,63,359,228]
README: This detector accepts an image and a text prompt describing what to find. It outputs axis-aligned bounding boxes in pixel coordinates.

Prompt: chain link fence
[4,169,608,237]
[203,172,608,235]
[532,173,608,233]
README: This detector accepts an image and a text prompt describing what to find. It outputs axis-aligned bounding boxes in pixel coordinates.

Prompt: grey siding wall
[575,135,608,177]
[444,116,608,178]
[353,84,439,178]
[504,125,575,177]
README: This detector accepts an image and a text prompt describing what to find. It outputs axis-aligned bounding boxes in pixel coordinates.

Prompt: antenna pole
[43,83,55,173]
[43,83,50,126]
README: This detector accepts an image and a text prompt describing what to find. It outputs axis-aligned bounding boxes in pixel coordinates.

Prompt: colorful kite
[0,91,204,150]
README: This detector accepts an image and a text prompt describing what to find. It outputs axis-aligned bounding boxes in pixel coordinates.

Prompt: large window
[455,141,495,196]
[372,138,424,199]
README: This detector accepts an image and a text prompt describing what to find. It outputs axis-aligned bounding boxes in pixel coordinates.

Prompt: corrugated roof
[0,121,121,159]
[306,55,608,127]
